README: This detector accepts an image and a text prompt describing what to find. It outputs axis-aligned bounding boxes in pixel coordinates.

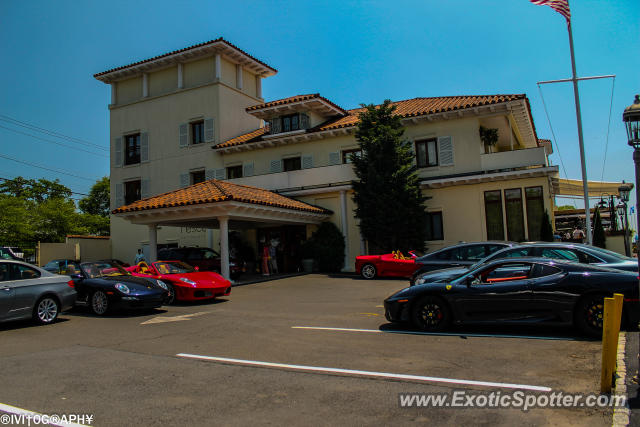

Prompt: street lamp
[623,95,640,367]
[618,182,632,256]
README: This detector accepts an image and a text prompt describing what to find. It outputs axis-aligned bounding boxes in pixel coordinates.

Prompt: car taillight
[67,280,75,288]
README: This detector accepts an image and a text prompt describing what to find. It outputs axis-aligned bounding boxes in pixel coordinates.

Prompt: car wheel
[575,293,607,337]
[361,264,377,279]
[166,283,176,305]
[33,296,59,325]
[411,295,451,332]
[91,290,109,316]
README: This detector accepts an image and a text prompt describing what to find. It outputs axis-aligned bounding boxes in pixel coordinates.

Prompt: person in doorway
[269,238,279,274]
[134,249,146,265]
[261,244,270,276]
[572,227,585,243]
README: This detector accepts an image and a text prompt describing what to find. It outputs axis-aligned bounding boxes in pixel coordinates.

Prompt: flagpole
[566,21,592,244]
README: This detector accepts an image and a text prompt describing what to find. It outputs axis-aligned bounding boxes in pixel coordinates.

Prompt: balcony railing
[227,163,356,191]
[480,146,547,171]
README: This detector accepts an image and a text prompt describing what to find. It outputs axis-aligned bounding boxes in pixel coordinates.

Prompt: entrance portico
[113,180,331,279]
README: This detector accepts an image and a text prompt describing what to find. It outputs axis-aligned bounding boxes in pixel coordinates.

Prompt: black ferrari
[384,257,639,336]
[71,261,170,315]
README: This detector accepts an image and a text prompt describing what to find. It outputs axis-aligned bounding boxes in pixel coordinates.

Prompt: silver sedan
[0,260,77,325]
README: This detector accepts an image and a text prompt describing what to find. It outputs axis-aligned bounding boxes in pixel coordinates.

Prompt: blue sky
[0,0,638,209]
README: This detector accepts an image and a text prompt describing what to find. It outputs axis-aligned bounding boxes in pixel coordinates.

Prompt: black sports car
[71,261,170,315]
[385,257,639,336]
[410,242,639,286]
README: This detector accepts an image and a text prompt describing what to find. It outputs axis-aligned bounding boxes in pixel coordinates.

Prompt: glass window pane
[416,142,427,167]
[427,140,437,166]
[505,189,525,241]
[484,190,504,240]
[525,186,544,241]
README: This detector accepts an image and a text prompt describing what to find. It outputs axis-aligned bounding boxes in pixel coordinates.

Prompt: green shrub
[306,222,345,272]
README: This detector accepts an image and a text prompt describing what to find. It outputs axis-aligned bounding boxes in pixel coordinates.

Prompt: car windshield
[582,246,633,262]
[153,261,195,274]
[80,261,130,278]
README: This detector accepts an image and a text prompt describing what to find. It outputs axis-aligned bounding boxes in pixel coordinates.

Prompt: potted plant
[479,125,499,153]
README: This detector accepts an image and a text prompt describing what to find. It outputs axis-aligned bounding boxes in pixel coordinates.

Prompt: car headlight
[156,280,168,290]
[115,283,130,294]
[180,277,196,285]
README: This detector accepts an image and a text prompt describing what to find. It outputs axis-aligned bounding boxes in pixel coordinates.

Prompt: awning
[553,178,633,198]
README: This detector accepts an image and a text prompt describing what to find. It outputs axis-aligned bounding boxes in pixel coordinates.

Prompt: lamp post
[618,183,631,257]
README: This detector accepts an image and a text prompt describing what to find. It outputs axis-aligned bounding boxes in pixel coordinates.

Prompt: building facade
[95,38,558,272]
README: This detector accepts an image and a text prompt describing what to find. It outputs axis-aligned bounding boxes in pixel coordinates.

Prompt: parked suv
[157,247,244,280]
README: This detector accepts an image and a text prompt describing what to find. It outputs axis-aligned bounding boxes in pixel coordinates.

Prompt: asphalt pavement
[0,274,614,426]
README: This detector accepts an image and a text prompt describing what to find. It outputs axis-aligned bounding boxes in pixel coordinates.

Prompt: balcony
[227,163,356,191]
[480,146,547,171]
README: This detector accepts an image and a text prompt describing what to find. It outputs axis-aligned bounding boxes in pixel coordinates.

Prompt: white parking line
[176,353,552,392]
[291,326,577,341]
[0,402,88,427]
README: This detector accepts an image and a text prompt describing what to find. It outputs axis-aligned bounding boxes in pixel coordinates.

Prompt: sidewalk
[622,330,639,426]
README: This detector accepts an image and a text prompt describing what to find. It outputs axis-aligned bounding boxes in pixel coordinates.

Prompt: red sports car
[127,261,231,303]
[355,251,421,279]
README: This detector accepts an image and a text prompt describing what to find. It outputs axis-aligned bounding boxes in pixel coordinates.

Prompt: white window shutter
[205,169,215,181]
[204,118,214,142]
[438,136,454,166]
[115,183,124,208]
[270,160,282,173]
[328,152,340,166]
[140,132,149,162]
[243,162,254,177]
[302,154,313,169]
[179,123,188,147]
[215,168,225,180]
[180,173,189,188]
[114,137,122,167]
[141,179,150,199]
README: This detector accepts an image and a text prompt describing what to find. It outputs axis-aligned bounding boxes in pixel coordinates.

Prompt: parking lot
[0,274,612,426]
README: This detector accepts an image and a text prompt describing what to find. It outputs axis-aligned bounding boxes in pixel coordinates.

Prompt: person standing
[269,239,279,274]
[134,249,146,264]
[572,227,585,243]
[261,244,270,276]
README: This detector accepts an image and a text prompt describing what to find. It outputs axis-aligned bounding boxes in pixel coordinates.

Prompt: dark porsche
[72,261,170,315]
[384,258,639,336]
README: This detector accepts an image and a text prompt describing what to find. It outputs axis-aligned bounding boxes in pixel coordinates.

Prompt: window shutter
[114,137,122,167]
[141,179,150,199]
[270,160,282,173]
[328,152,340,166]
[214,168,225,180]
[243,162,254,177]
[180,173,189,188]
[204,118,214,142]
[115,183,124,208]
[300,113,310,129]
[438,136,454,166]
[205,169,215,181]
[179,123,188,147]
[302,154,313,169]
[140,132,149,162]
[271,117,281,134]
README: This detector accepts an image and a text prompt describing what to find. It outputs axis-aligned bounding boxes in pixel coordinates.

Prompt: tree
[540,210,554,242]
[592,206,606,248]
[0,177,71,202]
[351,100,428,253]
[79,177,110,217]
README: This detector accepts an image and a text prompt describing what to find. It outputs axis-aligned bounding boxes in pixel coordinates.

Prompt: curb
[613,332,630,427]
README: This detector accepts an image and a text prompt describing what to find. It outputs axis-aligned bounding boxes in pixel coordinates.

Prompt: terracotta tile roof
[113,179,331,215]
[538,138,551,144]
[246,93,347,114]
[94,37,276,78]
[219,94,528,149]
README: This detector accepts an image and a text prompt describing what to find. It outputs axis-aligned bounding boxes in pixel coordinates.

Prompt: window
[282,114,299,133]
[458,245,487,261]
[191,121,204,145]
[531,264,562,278]
[525,186,544,241]
[539,248,579,262]
[226,165,243,179]
[476,262,532,284]
[0,263,9,281]
[425,212,444,241]
[283,157,301,172]
[342,149,362,164]
[502,248,533,258]
[484,190,505,240]
[13,264,41,280]
[124,134,141,165]
[124,180,141,205]
[505,189,525,242]
[190,170,206,185]
[415,138,438,168]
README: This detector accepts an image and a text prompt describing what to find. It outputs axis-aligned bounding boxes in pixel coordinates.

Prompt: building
[95,38,559,274]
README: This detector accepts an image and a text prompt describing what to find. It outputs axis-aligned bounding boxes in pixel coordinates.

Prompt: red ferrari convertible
[355,251,421,279]
[127,261,231,303]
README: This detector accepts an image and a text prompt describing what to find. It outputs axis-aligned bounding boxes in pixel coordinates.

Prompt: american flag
[529,0,571,23]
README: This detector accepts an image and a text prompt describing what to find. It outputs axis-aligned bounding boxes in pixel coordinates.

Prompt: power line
[0,124,109,157]
[0,113,108,151]
[0,153,100,182]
